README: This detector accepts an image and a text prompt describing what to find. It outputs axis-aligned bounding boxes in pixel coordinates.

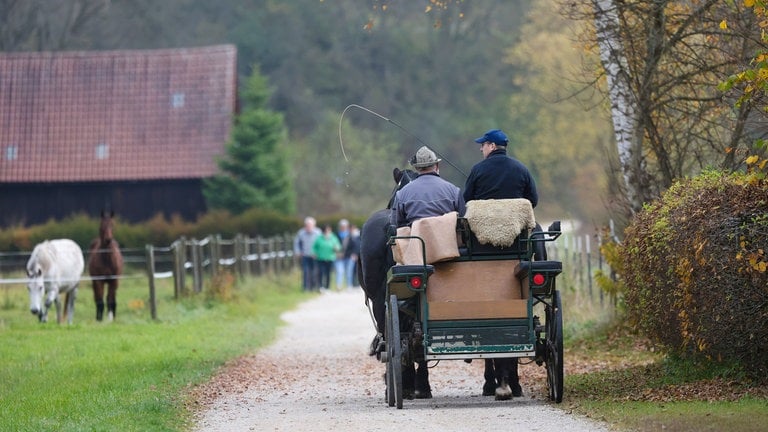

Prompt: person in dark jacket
[463,129,538,207]
[463,128,537,399]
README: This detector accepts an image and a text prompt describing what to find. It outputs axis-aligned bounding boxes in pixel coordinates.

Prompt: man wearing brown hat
[388,145,465,400]
[391,146,466,228]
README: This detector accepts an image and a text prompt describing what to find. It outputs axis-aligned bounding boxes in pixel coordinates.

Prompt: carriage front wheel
[385,294,403,408]
[545,290,564,403]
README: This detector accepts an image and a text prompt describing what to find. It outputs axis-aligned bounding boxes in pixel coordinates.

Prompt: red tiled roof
[0,45,236,183]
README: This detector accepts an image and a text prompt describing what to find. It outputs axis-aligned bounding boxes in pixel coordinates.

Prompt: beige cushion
[392,211,459,265]
[465,199,535,247]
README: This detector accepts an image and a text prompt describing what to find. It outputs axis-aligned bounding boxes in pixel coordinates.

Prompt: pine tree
[203,66,296,215]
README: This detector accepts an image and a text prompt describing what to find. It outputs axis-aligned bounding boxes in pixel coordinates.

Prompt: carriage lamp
[409,276,424,289]
[532,273,546,286]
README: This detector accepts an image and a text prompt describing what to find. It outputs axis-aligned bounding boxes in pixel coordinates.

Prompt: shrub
[620,169,768,380]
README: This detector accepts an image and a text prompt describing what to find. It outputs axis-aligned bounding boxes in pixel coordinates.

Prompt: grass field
[0,271,308,431]
[2,265,765,432]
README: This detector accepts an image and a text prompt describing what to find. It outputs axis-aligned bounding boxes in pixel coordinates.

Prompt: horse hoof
[414,389,432,399]
[403,389,415,400]
[495,386,512,401]
[482,383,496,396]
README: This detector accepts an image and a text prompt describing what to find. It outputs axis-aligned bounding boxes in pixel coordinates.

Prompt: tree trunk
[593,0,643,214]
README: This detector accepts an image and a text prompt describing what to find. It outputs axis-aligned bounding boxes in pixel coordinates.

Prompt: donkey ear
[393,168,402,183]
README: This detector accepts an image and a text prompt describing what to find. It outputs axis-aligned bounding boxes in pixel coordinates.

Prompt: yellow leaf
[745,0,755,7]
[720,20,728,30]
[746,155,759,165]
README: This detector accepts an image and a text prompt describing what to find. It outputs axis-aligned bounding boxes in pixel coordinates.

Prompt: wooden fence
[0,233,296,320]
[145,233,295,318]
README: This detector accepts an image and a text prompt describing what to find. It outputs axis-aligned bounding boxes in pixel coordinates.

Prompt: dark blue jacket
[463,149,538,207]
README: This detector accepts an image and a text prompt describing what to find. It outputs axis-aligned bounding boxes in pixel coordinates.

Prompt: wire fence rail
[0,233,296,320]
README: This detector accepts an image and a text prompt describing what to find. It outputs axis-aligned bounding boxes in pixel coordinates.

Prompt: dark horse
[358,167,433,399]
[88,210,124,321]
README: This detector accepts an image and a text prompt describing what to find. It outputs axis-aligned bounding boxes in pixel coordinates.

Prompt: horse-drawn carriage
[378,199,564,408]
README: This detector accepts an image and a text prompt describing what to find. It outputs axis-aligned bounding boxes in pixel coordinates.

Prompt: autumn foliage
[619,166,768,380]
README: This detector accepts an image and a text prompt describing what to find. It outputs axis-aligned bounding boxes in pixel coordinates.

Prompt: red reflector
[409,276,423,289]
[532,273,546,286]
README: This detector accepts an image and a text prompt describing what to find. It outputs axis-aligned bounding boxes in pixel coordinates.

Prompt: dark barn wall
[0,179,206,227]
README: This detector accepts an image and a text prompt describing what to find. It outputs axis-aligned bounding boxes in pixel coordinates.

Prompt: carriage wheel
[385,294,403,408]
[545,290,564,403]
[389,294,404,409]
[385,296,395,406]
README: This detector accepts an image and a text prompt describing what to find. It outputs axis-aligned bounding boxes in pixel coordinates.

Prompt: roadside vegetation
[0,272,308,431]
[561,160,768,432]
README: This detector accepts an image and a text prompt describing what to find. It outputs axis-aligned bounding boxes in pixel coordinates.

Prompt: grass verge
[564,319,768,432]
[0,272,309,431]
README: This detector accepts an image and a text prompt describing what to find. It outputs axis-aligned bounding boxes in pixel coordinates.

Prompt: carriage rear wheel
[386,294,403,408]
[545,290,564,403]
[385,297,394,406]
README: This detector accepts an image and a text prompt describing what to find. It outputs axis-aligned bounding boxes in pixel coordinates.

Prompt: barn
[0,45,237,227]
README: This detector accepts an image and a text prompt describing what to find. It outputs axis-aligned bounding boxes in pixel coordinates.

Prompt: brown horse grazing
[88,210,124,321]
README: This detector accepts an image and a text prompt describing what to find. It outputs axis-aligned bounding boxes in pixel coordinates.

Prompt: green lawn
[0,272,308,431]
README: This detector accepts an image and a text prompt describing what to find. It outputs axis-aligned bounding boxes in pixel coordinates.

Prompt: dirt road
[192,289,612,432]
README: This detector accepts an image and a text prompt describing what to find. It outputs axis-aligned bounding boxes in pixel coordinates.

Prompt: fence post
[145,244,158,320]
[270,237,278,274]
[210,235,221,278]
[235,233,247,279]
[586,234,593,299]
[191,239,203,293]
[257,236,266,275]
[285,233,294,272]
[173,237,187,298]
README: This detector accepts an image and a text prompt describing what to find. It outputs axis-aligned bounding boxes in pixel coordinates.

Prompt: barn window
[5,145,17,161]
[171,92,185,108]
[95,143,109,160]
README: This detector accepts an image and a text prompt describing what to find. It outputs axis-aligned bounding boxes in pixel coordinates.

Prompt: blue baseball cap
[474,129,508,146]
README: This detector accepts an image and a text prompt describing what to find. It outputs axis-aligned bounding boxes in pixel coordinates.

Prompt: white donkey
[27,239,85,324]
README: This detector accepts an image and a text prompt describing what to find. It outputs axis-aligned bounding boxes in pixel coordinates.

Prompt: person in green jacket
[313,224,342,290]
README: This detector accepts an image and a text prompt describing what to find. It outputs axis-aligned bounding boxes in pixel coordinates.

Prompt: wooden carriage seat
[426,260,528,320]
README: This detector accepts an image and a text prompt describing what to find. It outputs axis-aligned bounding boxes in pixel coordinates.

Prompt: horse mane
[28,241,53,273]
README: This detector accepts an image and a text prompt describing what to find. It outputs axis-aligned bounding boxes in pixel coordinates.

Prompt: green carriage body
[383,216,564,407]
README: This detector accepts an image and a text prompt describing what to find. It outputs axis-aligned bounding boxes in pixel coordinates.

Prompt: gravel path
[192,289,612,432]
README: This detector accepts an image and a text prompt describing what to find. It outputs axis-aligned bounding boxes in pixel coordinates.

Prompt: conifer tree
[203,66,296,215]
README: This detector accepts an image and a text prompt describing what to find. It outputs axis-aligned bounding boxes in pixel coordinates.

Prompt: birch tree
[570,0,765,216]
[593,0,643,213]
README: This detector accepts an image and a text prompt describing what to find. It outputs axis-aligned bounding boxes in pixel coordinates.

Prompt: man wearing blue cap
[463,128,538,399]
[464,129,538,206]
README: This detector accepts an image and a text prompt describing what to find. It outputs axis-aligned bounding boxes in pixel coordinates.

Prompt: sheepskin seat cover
[465,199,535,247]
[393,211,459,265]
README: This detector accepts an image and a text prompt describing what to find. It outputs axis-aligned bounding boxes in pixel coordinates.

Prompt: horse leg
[54,296,63,324]
[64,288,76,325]
[483,359,497,396]
[510,359,522,397]
[401,363,416,400]
[493,358,513,400]
[368,290,387,356]
[414,360,432,399]
[107,279,118,321]
[93,280,105,321]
